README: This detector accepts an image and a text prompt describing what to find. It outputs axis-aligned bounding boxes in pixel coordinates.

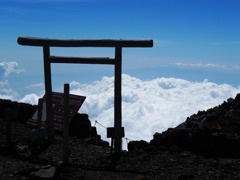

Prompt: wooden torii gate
[18,36,153,155]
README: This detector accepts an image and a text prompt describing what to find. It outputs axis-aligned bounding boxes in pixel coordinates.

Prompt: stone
[32,166,56,179]
[32,127,46,142]
[69,113,96,138]
[84,137,109,147]
[0,99,36,123]
[235,93,240,101]
[128,140,149,152]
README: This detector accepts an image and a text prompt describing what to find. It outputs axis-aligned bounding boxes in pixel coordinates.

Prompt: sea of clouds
[18,74,240,149]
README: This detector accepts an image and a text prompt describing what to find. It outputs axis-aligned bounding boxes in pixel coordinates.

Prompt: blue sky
[1,0,240,91]
[1,0,240,145]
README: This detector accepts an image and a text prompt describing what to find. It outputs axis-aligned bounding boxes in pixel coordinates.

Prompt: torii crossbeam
[18,36,153,155]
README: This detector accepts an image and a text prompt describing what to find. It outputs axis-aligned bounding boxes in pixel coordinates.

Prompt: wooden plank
[18,36,153,48]
[49,56,115,65]
[114,46,123,155]
[43,46,54,142]
[63,84,70,164]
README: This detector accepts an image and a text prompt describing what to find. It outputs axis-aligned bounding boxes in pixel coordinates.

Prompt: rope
[94,120,136,145]
[95,120,107,129]
[124,137,134,143]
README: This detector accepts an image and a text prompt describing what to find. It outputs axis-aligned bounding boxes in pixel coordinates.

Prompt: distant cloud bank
[17,74,240,149]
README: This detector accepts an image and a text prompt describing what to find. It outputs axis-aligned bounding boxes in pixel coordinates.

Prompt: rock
[128,140,149,152]
[235,93,240,101]
[69,113,97,138]
[228,98,234,103]
[15,167,39,177]
[133,175,150,180]
[3,94,240,179]
[0,99,98,139]
[149,93,240,158]
[150,132,162,146]
[178,174,195,179]
[32,166,56,179]
[0,99,36,123]
[84,137,109,147]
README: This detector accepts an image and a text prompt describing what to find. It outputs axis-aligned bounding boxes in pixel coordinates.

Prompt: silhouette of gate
[18,36,153,155]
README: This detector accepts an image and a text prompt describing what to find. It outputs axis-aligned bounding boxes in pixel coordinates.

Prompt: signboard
[28,92,86,131]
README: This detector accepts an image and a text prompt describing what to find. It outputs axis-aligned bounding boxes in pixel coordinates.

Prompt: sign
[28,92,86,131]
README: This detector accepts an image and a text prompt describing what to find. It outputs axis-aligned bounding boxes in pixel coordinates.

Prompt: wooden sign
[28,92,86,131]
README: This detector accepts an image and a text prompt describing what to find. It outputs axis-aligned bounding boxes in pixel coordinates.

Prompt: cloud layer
[18,74,240,149]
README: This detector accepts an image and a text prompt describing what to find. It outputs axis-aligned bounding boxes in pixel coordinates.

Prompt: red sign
[28,92,86,131]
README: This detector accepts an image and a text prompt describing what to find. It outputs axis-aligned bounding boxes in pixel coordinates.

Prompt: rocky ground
[1,95,240,179]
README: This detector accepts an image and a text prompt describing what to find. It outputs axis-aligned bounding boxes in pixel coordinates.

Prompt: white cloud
[19,93,41,105]
[233,65,240,70]
[0,61,25,77]
[208,42,222,46]
[154,39,177,47]
[64,74,239,149]
[175,62,226,69]
[0,80,8,87]
[208,42,240,45]
[191,63,225,69]
[25,83,44,89]
[0,88,18,100]
[229,42,240,45]
[14,74,240,150]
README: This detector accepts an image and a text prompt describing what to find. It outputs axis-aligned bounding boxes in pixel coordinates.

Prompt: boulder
[0,99,36,123]
[32,166,56,179]
[128,140,150,152]
[69,113,97,138]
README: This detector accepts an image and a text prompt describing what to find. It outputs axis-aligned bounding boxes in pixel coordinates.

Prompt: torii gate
[18,36,153,155]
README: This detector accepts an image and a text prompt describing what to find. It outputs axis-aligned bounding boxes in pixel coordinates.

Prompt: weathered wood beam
[114,46,123,155]
[43,46,54,142]
[37,98,43,129]
[18,36,153,48]
[63,84,70,164]
[49,56,115,65]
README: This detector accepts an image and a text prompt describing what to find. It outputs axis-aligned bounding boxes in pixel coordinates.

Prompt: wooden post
[114,46,122,155]
[63,84,70,164]
[43,46,54,142]
[37,98,43,129]
[4,108,18,144]
[4,109,12,144]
